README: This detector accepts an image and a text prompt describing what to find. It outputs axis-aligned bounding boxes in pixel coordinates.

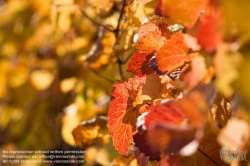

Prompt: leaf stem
[198,148,222,166]
[85,65,114,84]
[79,8,114,32]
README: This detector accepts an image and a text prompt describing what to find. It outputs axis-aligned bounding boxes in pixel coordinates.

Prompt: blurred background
[0,0,135,165]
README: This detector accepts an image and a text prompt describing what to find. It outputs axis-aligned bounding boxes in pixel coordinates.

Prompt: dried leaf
[83,26,116,71]
[217,118,250,151]
[72,116,109,148]
[209,94,230,128]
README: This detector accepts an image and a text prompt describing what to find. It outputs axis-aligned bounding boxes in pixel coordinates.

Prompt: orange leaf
[159,0,208,28]
[136,22,167,54]
[184,55,207,90]
[156,33,194,73]
[108,77,145,155]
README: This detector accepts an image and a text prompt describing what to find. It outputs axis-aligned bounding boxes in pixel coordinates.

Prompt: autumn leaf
[209,94,230,128]
[156,33,195,73]
[197,7,222,53]
[136,22,167,54]
[183,34,201,52]
[144,91,208,156]
[128,22,172,76]
[72,116,109,148]
[83,26,116,71]
[127,51,155,77]
[108,77,145,155]
[184,55,208,90]
[158,0,208,28]
[134,74,181,106]
[134,131,161,161]
[217,118,250,152]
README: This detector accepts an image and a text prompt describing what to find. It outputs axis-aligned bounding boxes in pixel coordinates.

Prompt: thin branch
[79,8,114,32]
[198,148,222,166]
[114,0,126,38]
[85,65,114,84]
[115,0,126,80]
[117,58,124,80]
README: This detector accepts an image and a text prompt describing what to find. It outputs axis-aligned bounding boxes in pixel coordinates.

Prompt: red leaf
[159,0,208,28]
[197,8,222,52]
[156,33,195,73]
[108,77,145,155]
[145,105,186,127]
[127,51,155,76]
[145,92,208,155]
[147,123,197,155]
[134,131,161,161]
[136,22,167,54]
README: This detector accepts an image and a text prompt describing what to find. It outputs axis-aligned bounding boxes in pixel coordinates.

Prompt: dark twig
[115,0,126,80]
[85,65,114,84]
[114,0,126,38]
[79,8,114,32]
[198,148,221,166]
